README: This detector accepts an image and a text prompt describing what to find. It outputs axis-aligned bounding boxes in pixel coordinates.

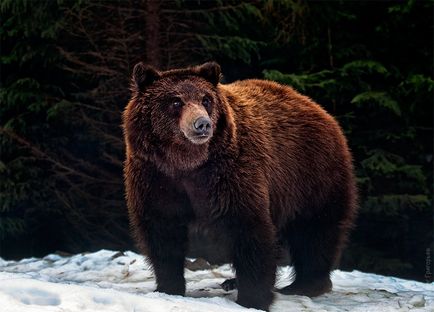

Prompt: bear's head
[123,62,228,173]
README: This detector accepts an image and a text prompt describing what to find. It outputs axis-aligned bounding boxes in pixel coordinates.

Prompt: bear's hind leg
[221,278,237,291]
[278,216,348,297]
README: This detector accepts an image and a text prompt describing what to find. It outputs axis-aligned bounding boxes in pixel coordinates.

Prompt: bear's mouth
[188,133,212,145]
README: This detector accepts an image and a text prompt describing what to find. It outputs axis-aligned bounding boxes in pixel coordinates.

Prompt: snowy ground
[0,250,433,312]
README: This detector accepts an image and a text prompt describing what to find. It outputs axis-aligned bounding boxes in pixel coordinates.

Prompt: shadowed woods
[0,0,432,283]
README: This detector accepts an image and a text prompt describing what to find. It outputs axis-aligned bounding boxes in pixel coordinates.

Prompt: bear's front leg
[124,159,190,296]
[146,219,188,296]
[230,216,277,311]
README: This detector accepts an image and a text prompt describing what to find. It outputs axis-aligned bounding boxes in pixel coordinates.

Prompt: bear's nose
[193,117,211,135]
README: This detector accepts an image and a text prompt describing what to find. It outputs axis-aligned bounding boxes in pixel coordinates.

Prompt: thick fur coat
[122,62,357,311]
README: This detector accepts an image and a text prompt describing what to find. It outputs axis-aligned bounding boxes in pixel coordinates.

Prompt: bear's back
[221,79,331,122]
[219,79,354,225]
[219,79,345,161]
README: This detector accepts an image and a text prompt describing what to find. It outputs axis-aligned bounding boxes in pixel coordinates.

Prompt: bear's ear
[195,62,221,86]
[132,62,160,91]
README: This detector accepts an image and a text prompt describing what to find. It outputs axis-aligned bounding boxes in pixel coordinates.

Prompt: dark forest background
[0,0,432,282]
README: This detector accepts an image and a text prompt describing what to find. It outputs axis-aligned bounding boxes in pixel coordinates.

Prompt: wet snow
[0,250,432,311]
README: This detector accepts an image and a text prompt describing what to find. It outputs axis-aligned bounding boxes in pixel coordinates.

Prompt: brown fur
[122,62,358,311]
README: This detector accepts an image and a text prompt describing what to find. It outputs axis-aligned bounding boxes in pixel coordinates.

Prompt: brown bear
[122,62,357,311]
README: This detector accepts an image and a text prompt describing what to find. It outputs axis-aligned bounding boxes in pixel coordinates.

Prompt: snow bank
[0,250,432,311]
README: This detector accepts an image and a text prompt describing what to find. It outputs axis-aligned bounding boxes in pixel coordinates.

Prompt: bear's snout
[180,105,213,145]
[193,117,211,135]
[187,115,213,144]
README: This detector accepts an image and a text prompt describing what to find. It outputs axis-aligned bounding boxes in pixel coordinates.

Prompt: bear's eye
[202,96,211,108]
[172,99,183,109]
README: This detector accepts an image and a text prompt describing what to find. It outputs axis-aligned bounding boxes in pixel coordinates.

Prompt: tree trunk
[145,0,161,68]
